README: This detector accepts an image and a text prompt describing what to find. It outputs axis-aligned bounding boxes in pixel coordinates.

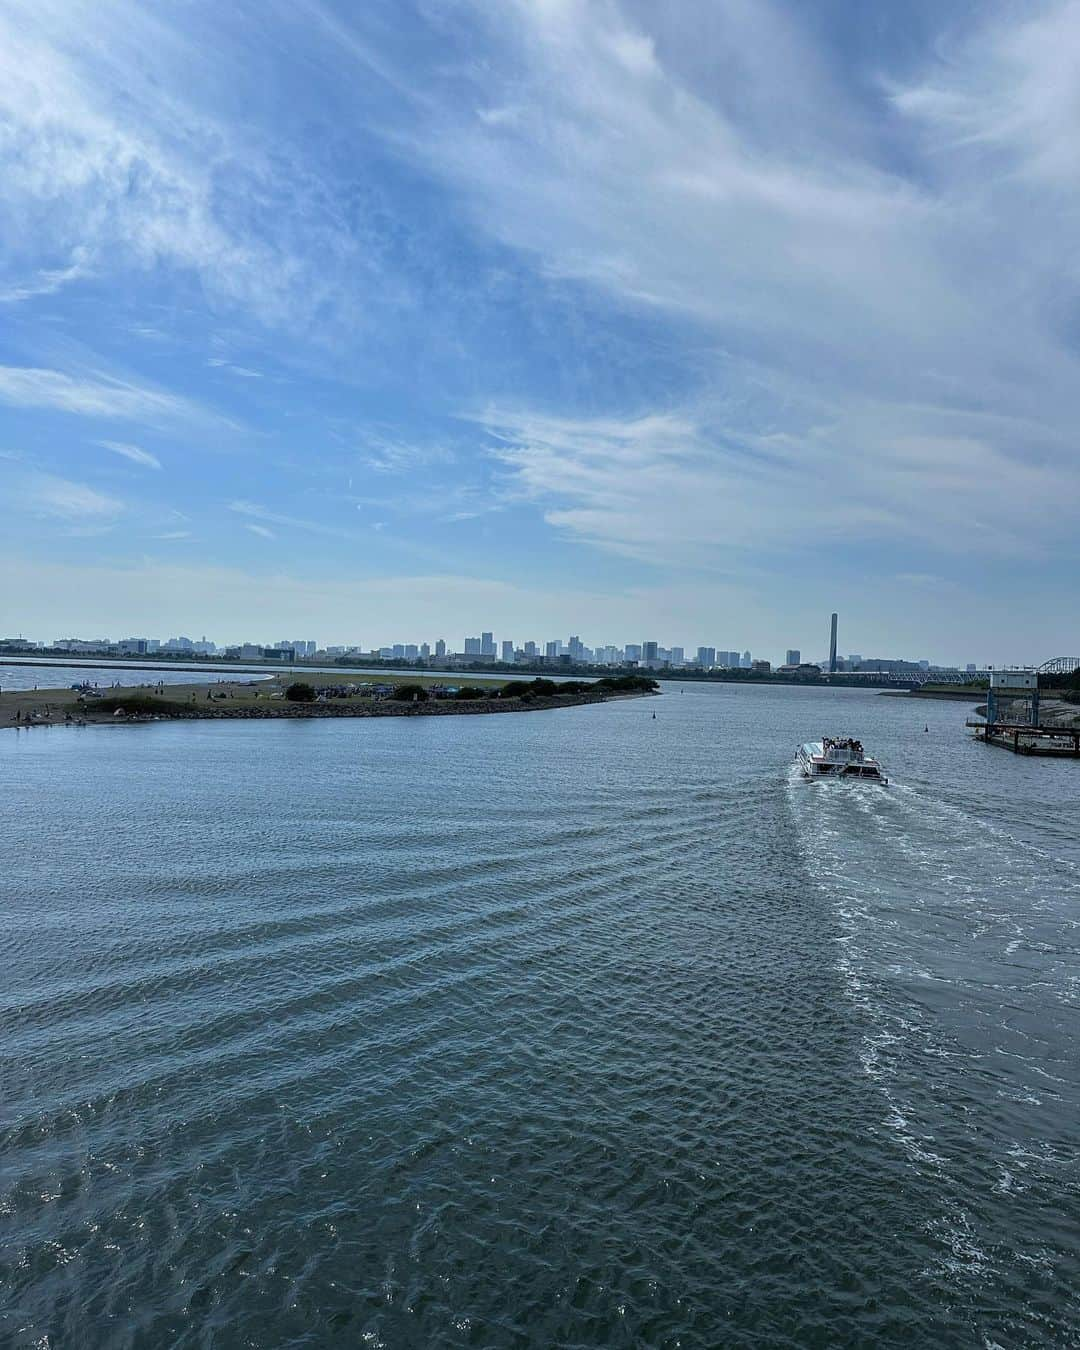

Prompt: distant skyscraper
[829,613,838,673]
[405,644,418,660]
[501,640,514,663]
[480,631,496,657]
[643,640,658,663]
[435,638,446,659]
[420,642,431,660]
[786,649,801,666]
[670,646,684,666]
[740,650,752,668]
[524,641,538,658]
[464,636,481,656]
[697,646,716,667]
[545,640,559,660]
[625,643,642,662]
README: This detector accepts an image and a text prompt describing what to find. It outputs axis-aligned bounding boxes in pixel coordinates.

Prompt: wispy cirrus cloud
[477,392,1077,566]
[20,472,124,521]
[361,0,1080,567]
[6,0,1080,658]
[97,439,162,470]
[206,359,263,379]
[0,250,90,304]
[357,433,455,474]
[216,0,1080,587]
[0,365,206,427]
[351,481,502,524]
[0,0,381,330]
[229,499,358,540]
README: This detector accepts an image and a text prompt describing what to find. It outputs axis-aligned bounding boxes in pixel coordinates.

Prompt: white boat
[796,737,888,783]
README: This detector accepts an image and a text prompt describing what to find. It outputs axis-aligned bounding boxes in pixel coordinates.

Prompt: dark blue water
[3,683,1079,1347]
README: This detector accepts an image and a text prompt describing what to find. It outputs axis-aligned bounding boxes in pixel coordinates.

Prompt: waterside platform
[967,721,1080,757]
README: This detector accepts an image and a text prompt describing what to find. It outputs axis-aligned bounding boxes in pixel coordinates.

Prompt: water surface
[0,663,249,693]
[3,683,1078,1347]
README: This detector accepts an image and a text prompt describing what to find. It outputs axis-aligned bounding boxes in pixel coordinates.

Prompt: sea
[2,677,1079,1348]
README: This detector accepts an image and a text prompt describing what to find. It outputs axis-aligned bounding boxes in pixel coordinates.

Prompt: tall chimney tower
[829,612,838,673]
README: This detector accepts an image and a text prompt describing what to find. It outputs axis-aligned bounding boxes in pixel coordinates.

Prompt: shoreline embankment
[0,672,654,731]
[878,687,986,701]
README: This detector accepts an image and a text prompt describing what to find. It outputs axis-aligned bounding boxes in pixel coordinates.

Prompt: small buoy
[652,711,657,719]
[924,725,929,732]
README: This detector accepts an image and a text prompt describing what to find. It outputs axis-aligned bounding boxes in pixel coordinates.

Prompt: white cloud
[891,2,1080,184]
[206,359,263,378]
[358,434,455,474]
[0,365,203,426]
[0,250,90,303]
[0,0,375,328]
[476,393,1077,566]
[21,473,123,520]
[229,499,358,540]
[4,0,1080,643]
[367,0,1080,564]
[245,523,275,538]
[98,439,162,470]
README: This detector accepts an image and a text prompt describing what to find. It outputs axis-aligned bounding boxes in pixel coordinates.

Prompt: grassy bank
[0,671,657,730]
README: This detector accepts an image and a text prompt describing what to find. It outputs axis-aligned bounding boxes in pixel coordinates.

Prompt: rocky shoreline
[88,692,608,725]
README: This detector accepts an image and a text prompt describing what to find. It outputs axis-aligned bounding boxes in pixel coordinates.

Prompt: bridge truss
[1038,657,1080,676]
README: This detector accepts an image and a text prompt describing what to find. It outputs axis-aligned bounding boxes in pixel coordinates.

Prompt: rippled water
[3,683,1079,1347]
[0,663,244,693]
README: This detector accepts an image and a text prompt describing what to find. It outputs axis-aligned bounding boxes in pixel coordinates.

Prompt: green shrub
[285,682,317,702]
[391,683,429,702]
[596,674,659,694]
[523,677,558,698]
[455,686,487,699]
[499,681,532,698]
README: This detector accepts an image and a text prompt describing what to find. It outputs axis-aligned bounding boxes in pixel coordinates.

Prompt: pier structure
[969,722,1080,756]
[985,669,1039,727]
[968,667,1080,756]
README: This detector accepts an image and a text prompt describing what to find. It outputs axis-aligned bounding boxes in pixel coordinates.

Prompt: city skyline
[2,2,1080,660]
[3,621,981,674]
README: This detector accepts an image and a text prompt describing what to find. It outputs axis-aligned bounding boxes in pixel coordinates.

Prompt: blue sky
[2,0,1079,664]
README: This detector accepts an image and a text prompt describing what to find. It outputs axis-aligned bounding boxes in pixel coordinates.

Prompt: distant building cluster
[3,630,767,669]
[0,615,986,681]
[1,635,321,661]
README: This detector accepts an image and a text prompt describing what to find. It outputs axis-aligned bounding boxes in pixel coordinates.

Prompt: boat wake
[786,764,1080,1320]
